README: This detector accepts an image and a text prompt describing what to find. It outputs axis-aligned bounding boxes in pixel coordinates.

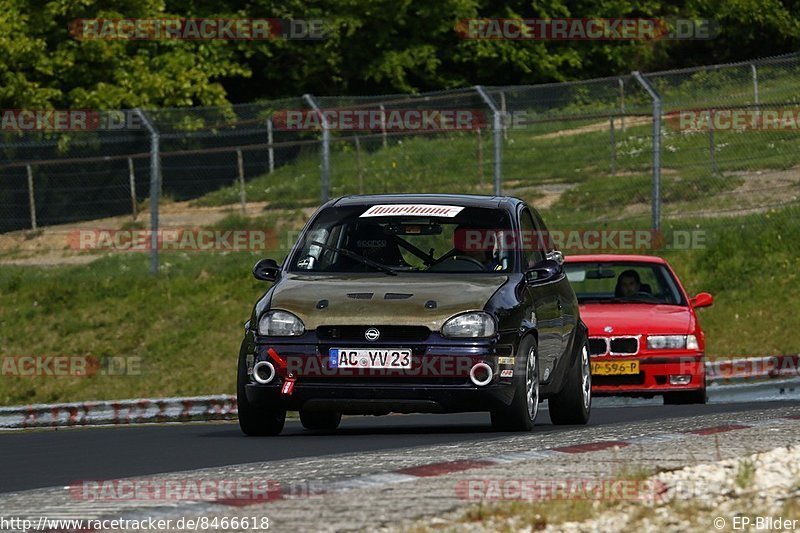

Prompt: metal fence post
[475,86,503,195]
[354,136,364,194]
[237,149,246,214]
[134,108,160,274]
[609,116,617,176]
[267,118,275,174]
[708,109,717,176]
[128,157,138,221]
[619,77,626,132]
[751,63,760,123]
[632,72,662,232]
[499,92,508,141]
[303,94,330,203]
[26,165,37,230]
[379,105,388,148]
[476,127,485,186]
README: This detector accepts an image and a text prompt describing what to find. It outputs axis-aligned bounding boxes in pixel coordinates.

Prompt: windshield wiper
[309,241,398,276]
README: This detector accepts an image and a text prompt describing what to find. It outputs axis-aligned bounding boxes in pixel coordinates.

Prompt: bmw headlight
[442,312,496,338]
[258,310,305,336]
[647,334,698,350]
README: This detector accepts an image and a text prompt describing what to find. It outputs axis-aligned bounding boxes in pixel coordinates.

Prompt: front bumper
[245,330,520,414]
[591,354,705,396]
[245,381,515,413]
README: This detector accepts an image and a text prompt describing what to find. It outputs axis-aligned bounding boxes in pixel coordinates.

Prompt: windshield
[565,261,686,305]
[289,204,515,274]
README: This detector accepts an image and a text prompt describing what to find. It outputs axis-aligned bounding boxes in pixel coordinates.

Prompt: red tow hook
[281,373,296,396]
[268,348,287,370]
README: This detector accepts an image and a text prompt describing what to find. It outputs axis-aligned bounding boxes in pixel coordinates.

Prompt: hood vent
[384,293,413,300]
[347,292,373,300]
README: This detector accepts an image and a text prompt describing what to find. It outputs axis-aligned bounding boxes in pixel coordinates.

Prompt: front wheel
[491,338,539,431]
[548,336,592,425]
[237,340,286,436]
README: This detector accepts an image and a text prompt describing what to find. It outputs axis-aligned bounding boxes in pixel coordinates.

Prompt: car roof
[332,194,523,210]
[564,254,668,264]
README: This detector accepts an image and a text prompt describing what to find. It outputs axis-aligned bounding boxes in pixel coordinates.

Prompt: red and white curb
[0,355,797,429]
[0,395,236,429]
[105,415,800,508]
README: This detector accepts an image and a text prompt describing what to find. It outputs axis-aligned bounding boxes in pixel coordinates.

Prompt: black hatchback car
[238,194,591,435]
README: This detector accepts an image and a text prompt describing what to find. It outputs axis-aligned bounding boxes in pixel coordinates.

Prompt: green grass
[0,253,264,405]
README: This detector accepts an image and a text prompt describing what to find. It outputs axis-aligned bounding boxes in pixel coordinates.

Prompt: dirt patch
[668,166,800,218]
[0,200,282,266]
[534,116,652,140]
[505,182,579,209]
[586,166,800,222]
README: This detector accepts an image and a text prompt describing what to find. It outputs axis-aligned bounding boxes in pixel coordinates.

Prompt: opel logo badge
[365,328,380,341]
[604,326,614,333]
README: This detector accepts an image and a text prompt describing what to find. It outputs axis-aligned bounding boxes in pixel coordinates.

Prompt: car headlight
[258,310,305,336]
[442,312,496,338]
[647,334,698,350]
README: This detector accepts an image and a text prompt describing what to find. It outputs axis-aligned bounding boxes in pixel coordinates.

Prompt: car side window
[530,209,555,254]
[520,208,545,268]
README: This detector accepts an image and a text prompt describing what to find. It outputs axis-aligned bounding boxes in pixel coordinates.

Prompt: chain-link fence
[2,52,799,270]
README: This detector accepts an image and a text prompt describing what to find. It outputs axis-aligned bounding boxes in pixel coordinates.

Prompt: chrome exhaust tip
[469,362,493,386]
[252,361,276,384]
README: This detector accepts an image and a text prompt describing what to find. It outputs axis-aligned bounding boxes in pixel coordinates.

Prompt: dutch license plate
[591,360,640,375]
[329,348,412,369]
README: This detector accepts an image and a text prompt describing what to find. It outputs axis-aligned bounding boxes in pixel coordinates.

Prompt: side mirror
[525,259,562,285]
[689,292,713,308]
[253,258,280,282]
[546,250,565,265]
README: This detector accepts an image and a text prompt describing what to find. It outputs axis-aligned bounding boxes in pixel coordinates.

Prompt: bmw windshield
[565,261,686,305]
[289,204,515,274]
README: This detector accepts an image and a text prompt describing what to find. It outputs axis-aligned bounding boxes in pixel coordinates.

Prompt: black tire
[491,337,539,432]
[237,340,286,436]
[664,388,707,405]
[549,333,592,425]
[299,409,342,431]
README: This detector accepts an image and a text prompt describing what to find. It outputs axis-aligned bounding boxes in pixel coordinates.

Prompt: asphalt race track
[2,400,798,494]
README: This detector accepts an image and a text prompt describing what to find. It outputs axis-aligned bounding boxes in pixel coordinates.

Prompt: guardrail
[1,356,797,428]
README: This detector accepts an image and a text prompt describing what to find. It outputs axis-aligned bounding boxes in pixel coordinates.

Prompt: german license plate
[329,348,412,369]
[591,360,640,375]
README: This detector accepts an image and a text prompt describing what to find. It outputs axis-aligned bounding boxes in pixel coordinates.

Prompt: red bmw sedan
[563,254,713,404]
